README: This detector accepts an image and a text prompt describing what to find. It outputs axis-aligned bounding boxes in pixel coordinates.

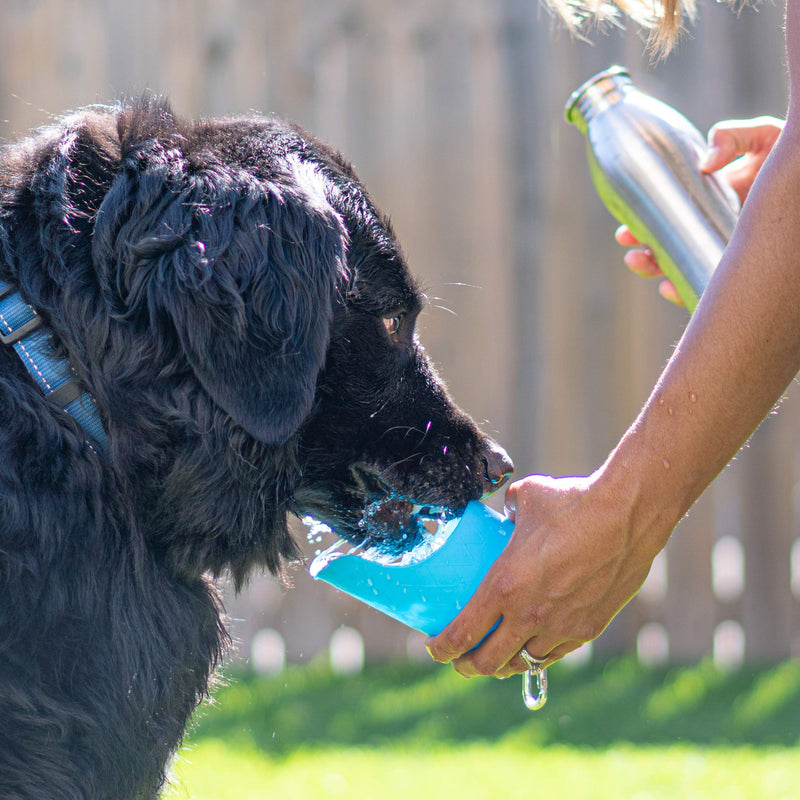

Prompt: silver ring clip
[522,665,548,711]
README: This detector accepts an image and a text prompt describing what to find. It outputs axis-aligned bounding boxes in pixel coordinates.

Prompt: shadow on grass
[188,656,800,755]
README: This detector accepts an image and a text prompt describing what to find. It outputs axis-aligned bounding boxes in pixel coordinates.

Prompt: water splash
[308,513,460,578]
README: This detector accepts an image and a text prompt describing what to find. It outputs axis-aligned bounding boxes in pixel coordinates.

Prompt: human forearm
[600,116,800,556]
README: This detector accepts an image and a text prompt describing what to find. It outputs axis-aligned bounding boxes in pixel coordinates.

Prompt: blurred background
[1,0,796,674]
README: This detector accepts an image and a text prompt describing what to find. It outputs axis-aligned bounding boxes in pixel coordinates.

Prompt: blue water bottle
[310,501,547,710]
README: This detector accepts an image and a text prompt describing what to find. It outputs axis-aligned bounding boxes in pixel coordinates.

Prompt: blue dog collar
[0,279,108,456]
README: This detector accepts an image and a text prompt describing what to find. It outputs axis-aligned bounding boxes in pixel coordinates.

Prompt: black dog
[0,97,513,799]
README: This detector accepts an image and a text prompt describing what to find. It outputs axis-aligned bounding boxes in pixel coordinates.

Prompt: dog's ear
[94,131,348,445]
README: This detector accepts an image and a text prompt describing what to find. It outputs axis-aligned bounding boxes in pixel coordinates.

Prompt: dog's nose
[481,439,514,495]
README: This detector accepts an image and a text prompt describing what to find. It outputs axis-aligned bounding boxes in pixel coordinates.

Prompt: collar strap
[0,279,108,456]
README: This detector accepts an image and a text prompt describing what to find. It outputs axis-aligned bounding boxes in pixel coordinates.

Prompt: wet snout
[480,438,514,496]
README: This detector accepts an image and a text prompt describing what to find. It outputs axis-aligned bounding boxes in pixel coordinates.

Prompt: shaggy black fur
[0,97,513,799]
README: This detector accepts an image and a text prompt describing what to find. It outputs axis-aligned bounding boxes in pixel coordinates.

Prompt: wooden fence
[1,0,796,668]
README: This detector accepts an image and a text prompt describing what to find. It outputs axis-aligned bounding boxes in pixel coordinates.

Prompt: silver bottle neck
[564,66,632,133]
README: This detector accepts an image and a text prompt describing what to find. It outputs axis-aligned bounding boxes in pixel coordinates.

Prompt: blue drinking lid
[310,500,514,637]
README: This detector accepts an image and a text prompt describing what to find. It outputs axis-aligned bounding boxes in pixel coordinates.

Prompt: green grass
[164,656,800,799]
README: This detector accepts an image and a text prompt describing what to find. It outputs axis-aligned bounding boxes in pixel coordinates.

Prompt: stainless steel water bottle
[565,66,741,311]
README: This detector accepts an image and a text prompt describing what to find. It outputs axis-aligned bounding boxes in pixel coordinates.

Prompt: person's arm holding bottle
[618,116,785,305]
[427,1,800,678]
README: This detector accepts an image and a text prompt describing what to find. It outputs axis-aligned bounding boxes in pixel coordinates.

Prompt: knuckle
[582,619,605,643]
[568,616,602,646]
[516,602,547,634]
[469,654,498,678]
[489,572,518,604]
[441,622,476,658]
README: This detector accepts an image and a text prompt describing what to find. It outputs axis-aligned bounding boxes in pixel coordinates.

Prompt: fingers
[623,246,662,279]
[614,225,640,247]
[699,126,742,174]
[425,583,505,667]
[441,619,529,679]
[616,226,662,276]
[503,481,519,521]
[615,225,684,305]
[426,534,554,678]
[434,615,553,680]
[658,279,684,307]
[703,117,784,168]
[443,624,578,680]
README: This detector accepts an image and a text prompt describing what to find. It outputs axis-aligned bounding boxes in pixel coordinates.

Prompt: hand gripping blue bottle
[310,501,547,710]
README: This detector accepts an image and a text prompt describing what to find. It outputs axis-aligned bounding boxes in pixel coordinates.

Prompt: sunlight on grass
[162,658,800,799]
[165,739,800,800]
[732,661,800,731]
[644,658,727,722]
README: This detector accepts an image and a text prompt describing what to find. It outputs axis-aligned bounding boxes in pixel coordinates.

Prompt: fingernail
[426,641,449,663]
[698,146,719,172]
[659,280,685,307]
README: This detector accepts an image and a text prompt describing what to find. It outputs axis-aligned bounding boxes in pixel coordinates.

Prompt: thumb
[699,127,740,173]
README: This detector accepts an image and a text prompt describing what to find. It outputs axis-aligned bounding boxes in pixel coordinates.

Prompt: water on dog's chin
[306,513,459,578]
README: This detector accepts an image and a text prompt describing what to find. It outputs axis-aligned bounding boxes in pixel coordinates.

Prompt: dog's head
[0,98,512,581]
[290,147,513,552]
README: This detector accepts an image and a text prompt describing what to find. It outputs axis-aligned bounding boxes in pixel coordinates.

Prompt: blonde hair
[545,0,697,56]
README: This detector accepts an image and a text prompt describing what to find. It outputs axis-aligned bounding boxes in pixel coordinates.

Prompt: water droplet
[689,391,698,403]
[662,458,671,470]
[657,395,665,406]
[667,408,674,417]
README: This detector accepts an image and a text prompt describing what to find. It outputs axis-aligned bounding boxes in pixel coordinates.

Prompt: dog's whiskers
[382,424,427,439]
[369,397,392,419]
[380,452,425,473]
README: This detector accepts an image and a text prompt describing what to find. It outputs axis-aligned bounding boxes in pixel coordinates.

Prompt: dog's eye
[382,315,402,337]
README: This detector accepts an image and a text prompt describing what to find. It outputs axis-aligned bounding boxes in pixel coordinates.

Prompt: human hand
[617,116,785,306]
[425,472,661,677]
[700,116,784,201]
